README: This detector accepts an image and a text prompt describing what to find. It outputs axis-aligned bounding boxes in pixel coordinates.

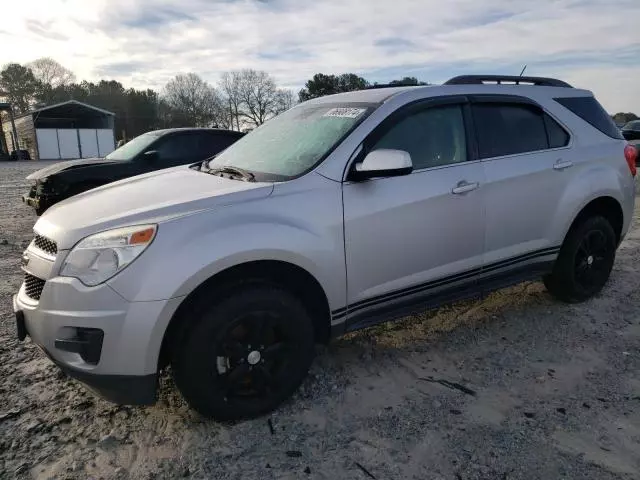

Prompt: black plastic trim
[44,351,158,405]
[468,94,539,106]
[345,259,556,333]
[350,246,559,313]
[350,166,413,181]
[55,328,104,365]
[329,246,560,334]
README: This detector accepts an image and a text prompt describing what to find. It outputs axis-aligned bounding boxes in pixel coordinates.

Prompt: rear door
[343,98,486,326]
[472,96,573,279]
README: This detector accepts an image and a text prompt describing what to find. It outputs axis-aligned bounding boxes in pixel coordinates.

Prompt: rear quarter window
[554,96,623,139]
[544,114,570,148]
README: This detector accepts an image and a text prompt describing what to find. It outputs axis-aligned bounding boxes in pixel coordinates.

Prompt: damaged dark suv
[23,128,244,215]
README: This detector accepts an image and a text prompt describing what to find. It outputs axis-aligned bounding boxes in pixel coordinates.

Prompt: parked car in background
[621,120,640,141]
[22,128,244,215]
[10,149,31,161]
[13,75,637,420]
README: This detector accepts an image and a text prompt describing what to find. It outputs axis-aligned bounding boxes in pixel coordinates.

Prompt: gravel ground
[1,161,639,480]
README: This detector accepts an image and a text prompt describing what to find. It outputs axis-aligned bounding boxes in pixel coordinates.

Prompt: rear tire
[171,285,315,420]
[544,216,616,303]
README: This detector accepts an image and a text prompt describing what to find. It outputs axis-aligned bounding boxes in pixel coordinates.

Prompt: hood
[34,166,273,249]
[26,157,117,180]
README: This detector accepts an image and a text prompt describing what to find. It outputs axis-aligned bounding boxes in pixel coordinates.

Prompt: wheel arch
[158,260,332,369]
[563,196,624,245]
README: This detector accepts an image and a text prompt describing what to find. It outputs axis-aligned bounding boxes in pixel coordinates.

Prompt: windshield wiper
[200,154,219,171]
[205,165,255,182]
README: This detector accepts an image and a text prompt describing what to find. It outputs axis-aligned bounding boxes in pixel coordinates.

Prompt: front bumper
[22,183,58,213]
[12,275,181,405]
[45,349,157,405]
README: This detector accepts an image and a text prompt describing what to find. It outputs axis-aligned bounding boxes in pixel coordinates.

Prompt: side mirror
[351,149,413,180]
[142,150,159,161]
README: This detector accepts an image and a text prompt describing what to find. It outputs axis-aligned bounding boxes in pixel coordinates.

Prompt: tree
[0,63,39,113]
[336,73,369,92]
[163,73,223,127]
[273,89,296,115]
[387,76,429,86]
[219,71,244,131]
[238,69,279,127]
[124,88,161,138]
[612,112,638,125]
[29,57,75,88]
[298,73,369,101]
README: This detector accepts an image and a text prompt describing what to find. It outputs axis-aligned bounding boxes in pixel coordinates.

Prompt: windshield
[206,103,375,180]
[105,132,159,161]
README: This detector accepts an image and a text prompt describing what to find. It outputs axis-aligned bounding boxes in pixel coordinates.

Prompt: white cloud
[1,0,639,112]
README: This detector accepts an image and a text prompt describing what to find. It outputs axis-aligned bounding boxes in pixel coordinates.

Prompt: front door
[343,100,486,328]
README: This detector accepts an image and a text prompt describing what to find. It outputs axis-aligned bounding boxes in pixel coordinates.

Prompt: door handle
[451,181,479,195]
[553,159,573,170]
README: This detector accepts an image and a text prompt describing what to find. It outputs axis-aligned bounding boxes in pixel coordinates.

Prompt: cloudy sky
[1,0,639,113]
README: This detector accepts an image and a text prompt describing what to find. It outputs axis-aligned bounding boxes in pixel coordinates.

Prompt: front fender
[107,176,345,309]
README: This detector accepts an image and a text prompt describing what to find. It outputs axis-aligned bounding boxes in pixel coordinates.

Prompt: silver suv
[13,75,638,420]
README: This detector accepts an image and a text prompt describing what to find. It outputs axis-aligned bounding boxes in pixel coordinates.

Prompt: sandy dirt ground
[1,161,639,480]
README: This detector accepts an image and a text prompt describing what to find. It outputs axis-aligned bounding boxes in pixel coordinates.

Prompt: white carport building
[1,100,116,160]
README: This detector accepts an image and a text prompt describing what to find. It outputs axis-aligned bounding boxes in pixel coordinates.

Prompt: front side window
[206,103,375,180]
[371,105,467,170]
[473,103,548,159]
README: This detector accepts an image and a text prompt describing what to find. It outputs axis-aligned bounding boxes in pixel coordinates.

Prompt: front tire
[171,286,315,420]
[544,216,617,303]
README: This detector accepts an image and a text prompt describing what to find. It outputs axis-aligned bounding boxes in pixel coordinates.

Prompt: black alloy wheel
[214,311,293,401]
[172,286,315,420]
[573,229,612,292]
[544,216,616,303]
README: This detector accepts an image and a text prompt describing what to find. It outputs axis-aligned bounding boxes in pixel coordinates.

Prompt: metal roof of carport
[14,100,115,119]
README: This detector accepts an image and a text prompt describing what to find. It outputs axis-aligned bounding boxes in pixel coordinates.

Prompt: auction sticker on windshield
[323,107,366,119]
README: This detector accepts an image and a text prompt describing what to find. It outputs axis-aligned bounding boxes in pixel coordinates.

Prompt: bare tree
[219,71,244,131]
[28,57,75,88]
[163,73,224,127]
[238,69,279,128]
[273,89,296,115]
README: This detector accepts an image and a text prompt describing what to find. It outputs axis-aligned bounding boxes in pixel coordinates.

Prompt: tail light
[624,144,637,177]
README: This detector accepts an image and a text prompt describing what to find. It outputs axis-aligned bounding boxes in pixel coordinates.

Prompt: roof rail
[365,83,422,89]
[444,75,572,88]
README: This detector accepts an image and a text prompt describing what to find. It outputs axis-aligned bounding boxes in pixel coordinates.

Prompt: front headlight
[60,225,157,286]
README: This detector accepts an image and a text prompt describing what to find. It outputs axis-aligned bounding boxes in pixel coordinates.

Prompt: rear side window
[554,96,623,139]
[544,114,570,148]
[199,133,241,157]
[473,104,548,158]
[155,134,196,162]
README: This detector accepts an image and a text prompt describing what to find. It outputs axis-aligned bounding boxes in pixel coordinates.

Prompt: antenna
[519,65,527,77]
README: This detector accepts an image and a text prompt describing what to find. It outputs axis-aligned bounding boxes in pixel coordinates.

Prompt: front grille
[33,234,57,255]
[24,273,46,301]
